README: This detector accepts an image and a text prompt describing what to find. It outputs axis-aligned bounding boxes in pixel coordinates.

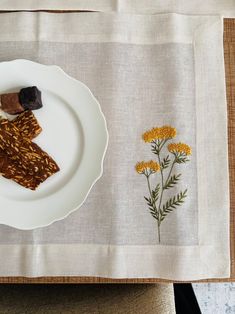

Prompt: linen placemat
[0,0,235,16]
[0,11,230,280]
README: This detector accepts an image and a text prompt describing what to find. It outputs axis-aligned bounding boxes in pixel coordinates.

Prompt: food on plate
[0,148,39,190]
[0,86,60,190]
[0,119,59,188]
[0,86,43,115]
[12,110,42,140]
[0,119,60,190]
[19,86,43,111]
[0,92,24,114]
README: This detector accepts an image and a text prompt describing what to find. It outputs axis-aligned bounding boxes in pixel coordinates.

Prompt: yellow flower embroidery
[135,160,160,174]
[136,125,191,243]
[168,142,192,156]
[142,126,176,143]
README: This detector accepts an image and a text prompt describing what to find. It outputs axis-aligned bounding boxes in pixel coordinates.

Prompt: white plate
[0,59,108,230]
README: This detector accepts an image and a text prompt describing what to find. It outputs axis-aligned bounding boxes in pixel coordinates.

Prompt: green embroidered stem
[164,157,176,188]
[157,221,161,243]
[156,140,169,217]
[146,174,161,243]
[157,153,164,215]
[158,139,167,152]
[146,174,159,221]
[146,174,152,199]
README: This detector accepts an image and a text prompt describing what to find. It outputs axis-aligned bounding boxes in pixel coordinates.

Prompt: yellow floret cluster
[142,126,176,143]
[135,160,160,174]
[167,142,192,156]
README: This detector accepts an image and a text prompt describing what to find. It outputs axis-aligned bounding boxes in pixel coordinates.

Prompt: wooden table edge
[0,276,234,284]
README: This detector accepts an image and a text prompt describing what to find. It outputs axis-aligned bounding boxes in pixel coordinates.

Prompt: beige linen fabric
[0,12,230,280]
[0,0,234,16]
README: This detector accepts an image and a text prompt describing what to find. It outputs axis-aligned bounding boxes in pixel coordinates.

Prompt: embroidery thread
[135,126,191,243]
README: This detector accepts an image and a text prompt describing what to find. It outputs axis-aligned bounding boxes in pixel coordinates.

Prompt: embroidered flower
[136,126,191,243]
[167,142,191,156]
[142,126,176,143]
[135,160,160,175]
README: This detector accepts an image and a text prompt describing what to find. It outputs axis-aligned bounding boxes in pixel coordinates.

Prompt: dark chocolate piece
[19,86,43,110]
[0,93,24,114]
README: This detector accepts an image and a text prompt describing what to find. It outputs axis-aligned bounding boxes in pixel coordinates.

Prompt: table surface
[0,15,234,284]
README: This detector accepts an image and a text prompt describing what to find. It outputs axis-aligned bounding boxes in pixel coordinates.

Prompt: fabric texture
[0,10,230,280]
[0,0,234,16]
[0,284,176,314]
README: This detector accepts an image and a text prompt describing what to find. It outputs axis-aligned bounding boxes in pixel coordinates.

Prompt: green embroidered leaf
[164,174,181,190]
[144,195,159,221]
[149,205,159,221]
[144,196,154,209]
[151,144,159,155]
[152,183,160,202]
[150,212,158,220]
[160,189,187,222]
[160,155,171,169]
[144,196,151,204]
[176,156,189,164]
